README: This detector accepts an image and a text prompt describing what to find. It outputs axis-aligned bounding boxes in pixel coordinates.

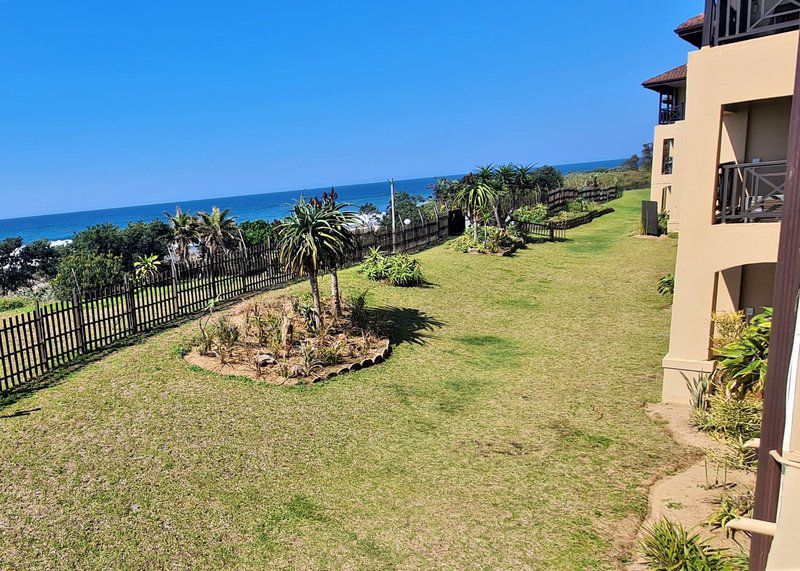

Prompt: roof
[676,13,704,32]
[642,64,688,90]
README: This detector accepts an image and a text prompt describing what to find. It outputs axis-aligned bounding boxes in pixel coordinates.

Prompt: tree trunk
[472,210,479,241]
[493,206,503,228]
[309,272,323,329]
[331,268,342,317]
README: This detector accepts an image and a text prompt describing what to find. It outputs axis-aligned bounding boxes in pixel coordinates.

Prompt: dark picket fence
[0,185,622,393]
[0,214,450,393]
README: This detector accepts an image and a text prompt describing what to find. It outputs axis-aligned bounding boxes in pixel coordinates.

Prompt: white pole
[390,178,397,253]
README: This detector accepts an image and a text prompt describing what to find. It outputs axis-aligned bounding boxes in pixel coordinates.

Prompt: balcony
[706,0,800,45]
[659,103,686,125]
[715,160,787,223]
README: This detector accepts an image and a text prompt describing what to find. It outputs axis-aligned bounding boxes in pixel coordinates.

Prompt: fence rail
[0,185,620,393]
[715,160,787,224]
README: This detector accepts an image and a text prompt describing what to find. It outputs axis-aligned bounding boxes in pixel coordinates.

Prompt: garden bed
[548,207,614,230]
[184,294,391,385]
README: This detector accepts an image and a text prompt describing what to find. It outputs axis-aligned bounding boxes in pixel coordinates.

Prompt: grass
[0,189,685,570]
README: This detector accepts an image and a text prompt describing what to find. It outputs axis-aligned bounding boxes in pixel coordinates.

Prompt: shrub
[386,254,423,287]
[706,489,754,532]
[658,211,670,234]
[512,204,549,224]
[359,248,390,281]
[714,307,772,398]
[695,393,762,441]
[52,252,125,301]
[0,297,28,312]
[209,316,241,364]
[360,250,424,287]
[450,227,523,255]
[563,169,651,191]
[658,273,675,296]
[640,519,746,571]
[712,311,747,352]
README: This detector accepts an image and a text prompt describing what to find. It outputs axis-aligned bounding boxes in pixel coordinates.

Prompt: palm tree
[515,164,535,197]
[495,164,517,225]
[278,198,357,327]
[456,172,499,241]
[196,207,238,258]
[164,207,198,264]
[321,189,358,317]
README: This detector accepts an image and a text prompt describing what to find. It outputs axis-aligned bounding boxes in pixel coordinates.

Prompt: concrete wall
[650,121,684,231]
[661,31,798,403]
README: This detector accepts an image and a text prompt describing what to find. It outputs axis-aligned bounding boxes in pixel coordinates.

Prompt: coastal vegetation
[359,248,425,287]
[0,189,685,569]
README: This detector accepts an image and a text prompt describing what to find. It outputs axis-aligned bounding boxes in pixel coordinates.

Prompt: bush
[450,226,524,255]
[695,393,762,441]
[240,219,279,247]
[0,297,28,312]
[52,252,125,301]
[712,311,747,353]
[563,169,651,191]
[512,204,549,224]
[70,221,171,271]
[641,519,746,571]
[658,273,675,297]
[714,307,772,398]
[706,489,754,532]
[359,249,424,287]
[658,211,670,234]
[386,254,423,287]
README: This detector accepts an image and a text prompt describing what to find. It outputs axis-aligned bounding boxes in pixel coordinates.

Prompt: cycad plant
[196,206,238,258]
[134,254,162,280]
[164,207,198,265]
[278,197,357,327]
[456,171,499,241]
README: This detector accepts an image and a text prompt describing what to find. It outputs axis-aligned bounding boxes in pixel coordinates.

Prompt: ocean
[0,159,624,243]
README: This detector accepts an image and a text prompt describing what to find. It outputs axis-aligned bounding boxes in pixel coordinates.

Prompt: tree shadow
[0,407,42,420]
[368,306,445,346]
[524,236,572,245]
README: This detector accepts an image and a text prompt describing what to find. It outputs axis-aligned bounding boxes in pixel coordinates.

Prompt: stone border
[309,339,392,384]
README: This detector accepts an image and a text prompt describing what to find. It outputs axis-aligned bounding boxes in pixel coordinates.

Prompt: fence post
[170,261,181,316]
[239,252,249,295]
[548,224,555,242]
[209,256,218,300]
[124,274,138,334]
[71,289,87,354]
[33,301,49,373]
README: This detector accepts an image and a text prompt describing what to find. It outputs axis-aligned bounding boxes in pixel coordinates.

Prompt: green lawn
[0,190,687,570]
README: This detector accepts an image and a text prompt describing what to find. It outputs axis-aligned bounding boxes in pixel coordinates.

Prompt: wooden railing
[659,103,685,125]
[706,0,800,45]
[715,160,788,223]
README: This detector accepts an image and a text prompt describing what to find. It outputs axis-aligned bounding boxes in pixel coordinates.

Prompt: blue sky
[1,0,700,218]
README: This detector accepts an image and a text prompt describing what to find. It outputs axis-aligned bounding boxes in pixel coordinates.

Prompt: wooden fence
[0,215,449,393]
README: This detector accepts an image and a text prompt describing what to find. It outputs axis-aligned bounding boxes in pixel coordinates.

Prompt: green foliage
[562,169,651,191]
[164,207,199,263]
[658,273,675,297]
[52,252,125,300]
[714,307,772,398]
[196,207,239,257]
[208,316,241,364]
[381,192,435,229]
[240,219,279,247]
[449,226,522,255]
[386,254,424,287]
[134,254,162,280]
[512,204,549,224]
[658,211,670,234]
[359,249,424,287]
[529,165,564,192]
[695,393,762,441]
[640,519,746,571]
[0,297,28,312]
[71,220,171,270]
[706,489,754,532]
[0,237,63,294]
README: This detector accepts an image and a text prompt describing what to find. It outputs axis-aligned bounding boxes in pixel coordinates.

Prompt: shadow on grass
[524,236,572,245]
[369,306,445,346]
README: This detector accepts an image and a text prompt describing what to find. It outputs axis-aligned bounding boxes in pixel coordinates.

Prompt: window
[662,139,674,175]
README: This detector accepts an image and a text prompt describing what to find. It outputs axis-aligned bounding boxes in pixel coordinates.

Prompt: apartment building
[643,1,798,404]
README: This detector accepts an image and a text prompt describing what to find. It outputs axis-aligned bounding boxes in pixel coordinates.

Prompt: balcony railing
[659,103,685,125]
[706,0,800,45]
[715,160,787,223]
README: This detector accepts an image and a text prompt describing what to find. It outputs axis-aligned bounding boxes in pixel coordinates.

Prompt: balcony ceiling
[675,13,704,47]
[642,64,688,92]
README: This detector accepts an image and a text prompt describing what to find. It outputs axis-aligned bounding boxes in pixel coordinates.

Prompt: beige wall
[650,121,684,231]
[661,31,798,403]
[745,97,792,162]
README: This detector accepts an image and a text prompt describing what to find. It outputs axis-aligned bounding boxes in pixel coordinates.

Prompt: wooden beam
[702,0,715,46]
[749,36,800,571]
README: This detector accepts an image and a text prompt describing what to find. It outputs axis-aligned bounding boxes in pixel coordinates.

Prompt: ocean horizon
[0,158,625,243]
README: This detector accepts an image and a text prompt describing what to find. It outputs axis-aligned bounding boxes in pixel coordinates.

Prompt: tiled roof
[642,64,688,89]
[676,13,704,32]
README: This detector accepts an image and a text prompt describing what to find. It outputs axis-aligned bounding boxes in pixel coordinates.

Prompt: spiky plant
[278,198,357,327]
[456,172,499,241]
